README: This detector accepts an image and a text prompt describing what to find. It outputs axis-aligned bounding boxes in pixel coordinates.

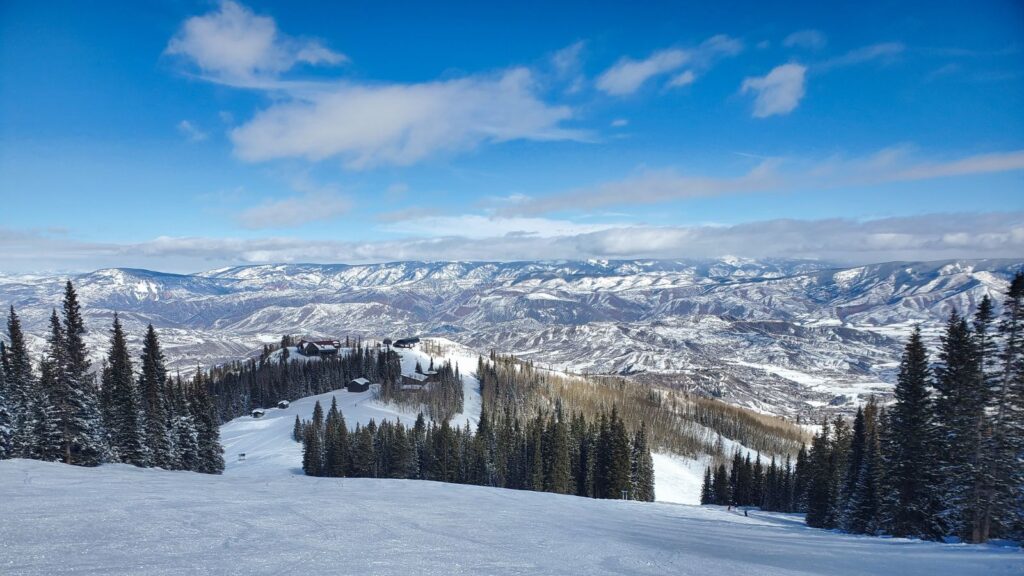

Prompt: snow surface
[222,339,757,506]
[1,459,1018,576]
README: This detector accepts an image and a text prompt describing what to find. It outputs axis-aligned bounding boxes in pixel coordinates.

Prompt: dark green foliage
[881,327,944,539]
[139,324,171,468]
[100,314,145,466]
[299,402,653,503]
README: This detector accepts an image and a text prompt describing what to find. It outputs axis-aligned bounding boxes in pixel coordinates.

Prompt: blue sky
[1,0,1022,272]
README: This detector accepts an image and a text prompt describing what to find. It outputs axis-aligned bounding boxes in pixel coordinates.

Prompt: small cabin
[347,377,371,393]
[393,337,420,349]
[251,409,265,418]
[401,372,430,390]
[297,339,342,357]
[277,400,290,409]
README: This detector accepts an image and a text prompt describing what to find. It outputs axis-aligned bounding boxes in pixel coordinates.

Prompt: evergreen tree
[978,272,1024,541]
[700,466,713,504]
[101,314,145,466]
[712,463,731,505]
[56,281,106,466]
[32,344,64,461]
[0,346,9,459]
[881,327,943,539]
[139,324,171,468]
[630,422,655,502]
[189,371,224,474]
[805,420,833,528]
[6,306,36,456]
[839,406,867,530]
[846,397,883,534]
[932,310,983,539]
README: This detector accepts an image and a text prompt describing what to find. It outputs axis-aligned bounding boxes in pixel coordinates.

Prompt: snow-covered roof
[350,377,370,385]
[403,372,428,382]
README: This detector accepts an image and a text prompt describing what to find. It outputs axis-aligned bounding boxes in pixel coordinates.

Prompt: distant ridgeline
[0,282,224,474]
[702,272,1024,546]
[296,397,657,502]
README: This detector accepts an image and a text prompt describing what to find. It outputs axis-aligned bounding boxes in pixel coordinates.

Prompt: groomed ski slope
[0,459,1017,576]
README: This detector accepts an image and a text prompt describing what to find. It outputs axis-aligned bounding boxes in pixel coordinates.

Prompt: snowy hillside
[0,258,1020,416]
[1,459,1017,575]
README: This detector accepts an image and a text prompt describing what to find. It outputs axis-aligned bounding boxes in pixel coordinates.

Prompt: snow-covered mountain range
[1,258,1019,417]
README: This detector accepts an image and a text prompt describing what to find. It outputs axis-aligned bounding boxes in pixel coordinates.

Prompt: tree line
[701,273,1024,544]
[298,397,655,501]
[0,281,223,473]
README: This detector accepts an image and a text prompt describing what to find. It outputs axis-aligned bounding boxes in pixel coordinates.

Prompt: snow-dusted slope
[0,459,1017,575]
[1,258,1020,416]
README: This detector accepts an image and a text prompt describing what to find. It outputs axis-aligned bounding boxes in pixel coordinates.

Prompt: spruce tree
[189,371,224,474]
[630,422,655,502]
[979,272,1024,541]
[805,420,833,528]
[932,310,983,539]
[32,346,64,461]
[840,406,867,530]
[881,327,943,539]
[56,281,106,466]
[846,397,883,534]
[6,306,36,456]
[139,324,171,468]
[700,466,713,504]
[101,314,145,466]
[0,347,9,459]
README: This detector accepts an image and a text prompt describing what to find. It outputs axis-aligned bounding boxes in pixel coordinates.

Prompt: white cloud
[596,49,689,95]
[667,70,696,88]
[596,35,743,95]
[783,30,827,50]
[500,147,1024,216]
[230,68,582,169]
[551,41,586,76]
[3,213,1022,272]
[610,118,629,127]
[176,120,208,142]
[236,190,352,229]
[165,0,345,85]
[741,63,807,117]
[819,42,904,70]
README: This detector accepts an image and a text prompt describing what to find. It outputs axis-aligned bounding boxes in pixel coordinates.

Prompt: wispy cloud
[229,68,583,169]
[165,0,345,85]
[818,42,905,71]
[235,176,352,229]
[3,213,1022,272]
[595,35,743,95]
[741,63,807,117]
[500,147,1024,216]
[176,120,208,142]
[783,30,827,50]
[168,2,583,169]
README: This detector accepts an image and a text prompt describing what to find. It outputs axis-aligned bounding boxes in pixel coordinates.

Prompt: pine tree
[839,406,867,530]
[712,463,730,505]
[700,466,714,504]
[139,324,171,468]
[630,422,655,502]
[32,345,64,461]
[881,327,943,539]
[805,420,833,528]
[826,416,851,528]
[932,310,983,539]
[6,306,36,456]
[978,272,1024,541]
[55,281,106,465]
[189,371,224,474]
[101,314,145,466]
[846,397,883,534]
[0,346,10,459]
